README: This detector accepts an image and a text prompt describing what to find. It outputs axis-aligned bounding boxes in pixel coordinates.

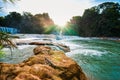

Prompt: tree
[4,12,22,29]
[35,13,54,27]
[34,13,54,33]
[68,2,120,37]
[20,12,45,33]
[0,11,55,34]
[65,16,81,35]
[96,2,120,37]
[0,16,5,26]
[80,7,99,36]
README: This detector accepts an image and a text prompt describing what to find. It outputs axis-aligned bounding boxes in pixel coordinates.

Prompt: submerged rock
[29,42,53,45]
[30,42,70,52]
[0,46,87,80]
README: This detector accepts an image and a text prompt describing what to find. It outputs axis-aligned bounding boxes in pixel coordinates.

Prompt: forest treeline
[0,2,120,37]
[65,2,120,37]
[0,12,54,33]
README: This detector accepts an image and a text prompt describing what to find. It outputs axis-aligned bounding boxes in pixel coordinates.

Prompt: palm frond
[2,0,19,3]
[0,32,19,48]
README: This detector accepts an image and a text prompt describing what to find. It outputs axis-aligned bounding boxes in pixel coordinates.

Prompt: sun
[56,23,66,29]
[54,19,67,28]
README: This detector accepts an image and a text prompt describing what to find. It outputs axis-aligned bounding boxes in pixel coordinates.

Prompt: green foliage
[4,12,22,28]
[1,0,54,34]
[0,12,54,34]
[0,32,19,57]
[0,47,4,58]
[0,17,5,26]
[68,2,120,37]
[44,25,58,34]
[63,24,79,35]
[1,1,119,37]
[0,32,18,48]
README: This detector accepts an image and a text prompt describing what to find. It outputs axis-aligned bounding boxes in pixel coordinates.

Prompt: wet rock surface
[0,46,87,80]
[30,42,70,52]
[14,38,70,53]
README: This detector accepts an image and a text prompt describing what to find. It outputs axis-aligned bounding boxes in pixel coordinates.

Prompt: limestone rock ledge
[0,46,87,80]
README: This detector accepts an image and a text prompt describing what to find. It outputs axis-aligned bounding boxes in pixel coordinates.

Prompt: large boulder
[0,46,87,80]
[13,72,41,80]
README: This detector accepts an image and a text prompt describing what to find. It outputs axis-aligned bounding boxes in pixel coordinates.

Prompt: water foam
[66,49,106,57]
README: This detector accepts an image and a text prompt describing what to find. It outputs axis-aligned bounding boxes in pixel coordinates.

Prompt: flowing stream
[64,37,120,80]
[0,34,120,80]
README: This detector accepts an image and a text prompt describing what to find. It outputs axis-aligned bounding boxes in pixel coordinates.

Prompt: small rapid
[0,34,120,80]
[64,38,120,80]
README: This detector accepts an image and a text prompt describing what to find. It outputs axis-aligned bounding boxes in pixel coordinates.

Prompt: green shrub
[0,46,4,58]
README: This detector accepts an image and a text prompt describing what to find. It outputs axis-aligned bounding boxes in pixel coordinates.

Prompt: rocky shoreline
[0,46,87,80]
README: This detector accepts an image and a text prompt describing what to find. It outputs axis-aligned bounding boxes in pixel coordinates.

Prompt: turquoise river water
[0,34,120,80]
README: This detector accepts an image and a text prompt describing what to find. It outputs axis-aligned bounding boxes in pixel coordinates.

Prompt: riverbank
[0,46,87,80]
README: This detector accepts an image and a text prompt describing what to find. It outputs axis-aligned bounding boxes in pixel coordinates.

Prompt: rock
[54,43,70,52]
[29,42,53,45]
[0,46,87,80]
[13,72,41,80]
[33,46,52,55]
[31,42,70,53]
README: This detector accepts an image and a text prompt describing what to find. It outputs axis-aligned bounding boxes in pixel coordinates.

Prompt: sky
[0,0,120,26]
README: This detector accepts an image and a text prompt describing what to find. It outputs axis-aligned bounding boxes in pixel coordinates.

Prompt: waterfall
[56,27,63,40]
[59,29,63,37]
[0,27,18,34]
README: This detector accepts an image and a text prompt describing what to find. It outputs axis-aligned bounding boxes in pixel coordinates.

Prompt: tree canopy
[67,2,120,37]
[0,12,54,34]
[0,2,120,37]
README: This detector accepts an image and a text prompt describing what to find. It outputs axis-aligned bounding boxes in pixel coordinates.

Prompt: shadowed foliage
[0,32,18,48]
[2,0,19,3]
[0,12,54,34]
[0,32,19,57]
[67,2,120,37]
